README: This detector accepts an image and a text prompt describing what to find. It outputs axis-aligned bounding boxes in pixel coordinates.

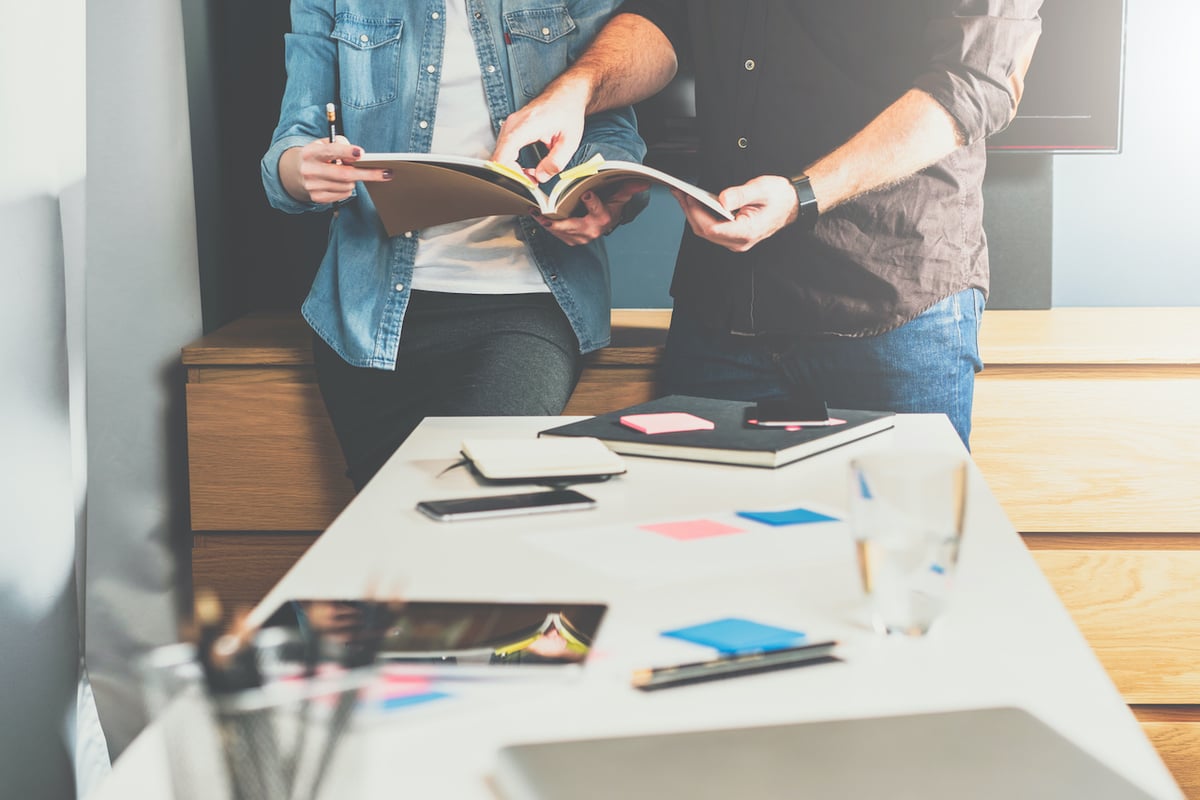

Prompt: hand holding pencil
[277,102,392,206]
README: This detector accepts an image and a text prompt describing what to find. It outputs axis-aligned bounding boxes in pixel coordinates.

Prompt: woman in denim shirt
[262,0,646,489]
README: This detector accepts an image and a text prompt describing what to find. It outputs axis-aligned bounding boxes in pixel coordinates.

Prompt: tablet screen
[262,599,607,667]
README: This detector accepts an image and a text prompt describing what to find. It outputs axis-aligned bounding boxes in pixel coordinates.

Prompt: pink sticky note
[640,519,746,541]
[620,412,715,435]
[372,672,435,700]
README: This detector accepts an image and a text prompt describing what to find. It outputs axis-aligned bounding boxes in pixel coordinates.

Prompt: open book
[352,153,733,236]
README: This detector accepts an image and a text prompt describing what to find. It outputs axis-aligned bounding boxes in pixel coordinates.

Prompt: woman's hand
[534,180,650,246]
[279,137,393,205]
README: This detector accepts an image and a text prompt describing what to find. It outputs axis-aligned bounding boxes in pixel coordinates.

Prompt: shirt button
[549,274,558,281]
[426,64,436,73]
[431,11,439,19]
[486,65,496,73]
[745,59,756,70]
[474,11,482,19]
[403,231,414,238]
[359,34,369,44]
[737,137,749,149]
[419,120,429,129]
[395,283,405,292]
[541,27,551,37]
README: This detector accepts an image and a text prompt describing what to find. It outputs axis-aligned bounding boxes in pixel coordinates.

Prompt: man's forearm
[804,89,963,213]
[554,13,678,114]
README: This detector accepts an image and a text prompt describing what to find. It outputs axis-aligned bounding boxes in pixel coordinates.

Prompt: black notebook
[540,395,895,468]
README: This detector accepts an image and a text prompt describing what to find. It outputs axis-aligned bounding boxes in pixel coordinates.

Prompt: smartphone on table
[416,489,596,522]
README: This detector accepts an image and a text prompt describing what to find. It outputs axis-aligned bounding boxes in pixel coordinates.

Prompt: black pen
[632,640,840,692]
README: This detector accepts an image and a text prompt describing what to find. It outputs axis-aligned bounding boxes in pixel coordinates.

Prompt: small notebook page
[461,437,626,480]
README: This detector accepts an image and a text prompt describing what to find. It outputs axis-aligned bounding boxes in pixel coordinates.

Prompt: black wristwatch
[789,174,820,233]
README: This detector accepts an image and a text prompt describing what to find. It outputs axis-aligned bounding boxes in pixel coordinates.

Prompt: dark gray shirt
[618,0,1043,336]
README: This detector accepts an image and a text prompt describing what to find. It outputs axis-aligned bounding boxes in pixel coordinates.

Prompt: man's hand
[492,78,591,183]
[535,180,651,246]
[673,176,802,253]
[279,137,392,205]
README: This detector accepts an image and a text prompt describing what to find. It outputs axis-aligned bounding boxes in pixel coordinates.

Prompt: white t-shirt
[410,0,549,294]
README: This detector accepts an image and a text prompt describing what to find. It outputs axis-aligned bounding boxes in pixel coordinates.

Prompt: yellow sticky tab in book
[556,153,606,185]
[486,160,537,189]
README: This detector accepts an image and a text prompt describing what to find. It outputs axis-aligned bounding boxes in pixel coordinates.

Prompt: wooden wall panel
[1032,551,1200,704]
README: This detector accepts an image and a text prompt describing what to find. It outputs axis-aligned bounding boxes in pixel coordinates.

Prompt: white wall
[85,0,204,758]
[1052,0,1200,306]
[0,2,88,797]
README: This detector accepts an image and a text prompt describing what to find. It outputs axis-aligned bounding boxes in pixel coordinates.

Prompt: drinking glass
[848,452,968,636]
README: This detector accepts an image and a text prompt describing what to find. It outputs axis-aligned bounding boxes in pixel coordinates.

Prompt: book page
[546,159,734,222]
[353,153,549,235]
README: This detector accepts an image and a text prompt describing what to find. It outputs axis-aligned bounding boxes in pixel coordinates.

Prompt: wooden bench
[184,307,1200,796]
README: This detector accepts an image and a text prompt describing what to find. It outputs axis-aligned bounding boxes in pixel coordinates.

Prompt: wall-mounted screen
[988,0,1127,153]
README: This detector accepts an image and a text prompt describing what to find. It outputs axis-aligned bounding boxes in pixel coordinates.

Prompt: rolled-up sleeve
[261,0,340,215]
[913,1,1043,145]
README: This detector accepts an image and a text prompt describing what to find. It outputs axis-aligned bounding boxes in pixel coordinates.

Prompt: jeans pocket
[331,14,404,109]
[504,6,577,98]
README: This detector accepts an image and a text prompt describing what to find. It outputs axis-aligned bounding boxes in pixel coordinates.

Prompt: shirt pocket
[504,6,578,98]
[330,14,404,109]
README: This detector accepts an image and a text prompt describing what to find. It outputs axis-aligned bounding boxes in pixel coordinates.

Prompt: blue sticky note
[736,507,839,526]
[379,691,451,712]
[662,617,806,655]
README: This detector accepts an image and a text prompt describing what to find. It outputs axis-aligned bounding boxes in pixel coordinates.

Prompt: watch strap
[789,174,820,232]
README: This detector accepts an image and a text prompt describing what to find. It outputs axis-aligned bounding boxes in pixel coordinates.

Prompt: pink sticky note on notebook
[640,519,746,541]
[620,412,715,435]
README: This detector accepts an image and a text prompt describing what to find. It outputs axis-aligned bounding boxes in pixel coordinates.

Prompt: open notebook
[460,437,626,483]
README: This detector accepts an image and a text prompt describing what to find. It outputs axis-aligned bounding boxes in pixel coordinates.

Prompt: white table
[99,415,1181,799]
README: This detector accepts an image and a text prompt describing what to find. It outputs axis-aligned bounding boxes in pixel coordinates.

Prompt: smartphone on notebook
[416,489,596,522]
[743,396,838,428]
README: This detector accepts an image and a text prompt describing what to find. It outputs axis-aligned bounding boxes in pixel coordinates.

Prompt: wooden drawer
[192,532,318,618]
[186,382,353,531]
[973,368,1200,533]
[1138,719,1200,798]
[1030,550,1200,703]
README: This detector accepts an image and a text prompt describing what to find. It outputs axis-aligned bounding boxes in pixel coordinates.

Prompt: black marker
[632,641,840,692]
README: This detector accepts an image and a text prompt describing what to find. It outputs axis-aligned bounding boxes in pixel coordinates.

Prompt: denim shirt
[262,0,645,368]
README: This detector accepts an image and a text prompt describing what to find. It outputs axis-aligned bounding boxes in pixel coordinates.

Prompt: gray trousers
[312,290,582,490]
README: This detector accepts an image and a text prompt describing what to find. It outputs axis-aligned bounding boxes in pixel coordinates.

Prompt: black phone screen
[416,489,596,521]
[744,396,830,427]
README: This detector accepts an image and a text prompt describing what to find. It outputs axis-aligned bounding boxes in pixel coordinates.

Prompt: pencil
[326,102,337,143]
[632,640,839,692]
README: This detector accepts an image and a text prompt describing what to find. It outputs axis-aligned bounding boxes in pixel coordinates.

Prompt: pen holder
[141,636,375,800]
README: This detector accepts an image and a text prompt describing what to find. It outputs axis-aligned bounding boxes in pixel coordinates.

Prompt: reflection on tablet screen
[262,599,607,668]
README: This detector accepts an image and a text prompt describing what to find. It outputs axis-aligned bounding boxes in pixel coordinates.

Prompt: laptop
[492,706,1156,799]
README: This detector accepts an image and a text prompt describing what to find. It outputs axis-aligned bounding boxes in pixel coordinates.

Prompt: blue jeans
[660,289,986,449]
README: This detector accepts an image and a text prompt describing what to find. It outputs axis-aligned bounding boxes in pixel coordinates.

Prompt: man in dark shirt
[494,2,1042,447]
